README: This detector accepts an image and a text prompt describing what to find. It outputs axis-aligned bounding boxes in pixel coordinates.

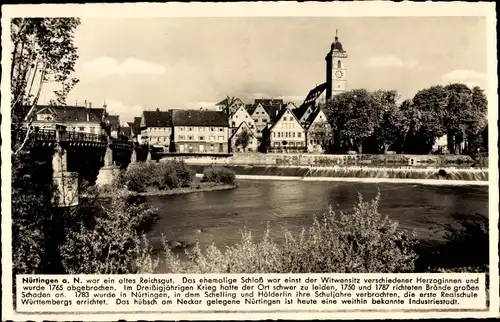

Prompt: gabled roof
[254,98,283,108]
[133,117,142,135]
[172,109,228,127]
[107,115,120,131]
[120,127,132,137]
[304,107,329,130]
[291,105,310,121]
[230,121,256,140]
[229,104,251,118]
[268,108,305,132]
[35,105,104,123]
[245,104,256,116]
[142,110,172,127]
[300,82,327,108]
[263,105,281,122]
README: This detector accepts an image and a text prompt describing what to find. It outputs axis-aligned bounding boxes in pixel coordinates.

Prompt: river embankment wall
[172,152,487,168]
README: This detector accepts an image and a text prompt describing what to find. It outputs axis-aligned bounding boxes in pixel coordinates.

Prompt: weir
[189,164,488,182]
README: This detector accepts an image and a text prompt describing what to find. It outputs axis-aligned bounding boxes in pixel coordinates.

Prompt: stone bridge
[30,129,135,207]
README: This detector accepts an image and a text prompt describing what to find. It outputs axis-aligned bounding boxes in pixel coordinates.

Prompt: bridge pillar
[130,148,138,164]
[52,144,79,207]
[96,146,120,186]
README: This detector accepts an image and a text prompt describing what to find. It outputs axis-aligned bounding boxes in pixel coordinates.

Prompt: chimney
[156,108,160,112]
[89,102,92,109]
[84,100,87,108]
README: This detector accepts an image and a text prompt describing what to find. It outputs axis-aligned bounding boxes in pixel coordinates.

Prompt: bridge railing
[60,131,108,143]
[31,129,57,141]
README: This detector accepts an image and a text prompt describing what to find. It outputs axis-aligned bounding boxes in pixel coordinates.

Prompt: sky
[39,16,487,123]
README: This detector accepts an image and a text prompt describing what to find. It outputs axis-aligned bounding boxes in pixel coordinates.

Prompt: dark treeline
[323,85,488,155]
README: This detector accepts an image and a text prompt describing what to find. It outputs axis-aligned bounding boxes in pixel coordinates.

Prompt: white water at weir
[195,173,488,186]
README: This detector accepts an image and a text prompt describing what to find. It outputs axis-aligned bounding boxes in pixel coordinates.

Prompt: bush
[59,188,159,274]
[201,166,236,185]
[122,161,194,192]
[424,213,488,271]
[161,192,418,273]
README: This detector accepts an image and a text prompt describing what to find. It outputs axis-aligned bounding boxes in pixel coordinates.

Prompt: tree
[443,83,473,154]
[466,86,488,154]
[325,89,378,153]
[308,120,333,152]
[11,18,81,154]
[11,18,81,275]
[235,128,251,152]
[372,90,405,153]
[409,85,449,153]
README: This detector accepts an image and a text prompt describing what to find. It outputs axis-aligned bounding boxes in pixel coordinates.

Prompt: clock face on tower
[335,70,343,79]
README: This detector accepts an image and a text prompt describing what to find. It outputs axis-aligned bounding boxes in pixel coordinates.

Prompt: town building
[30,104,107,136]
[171,109,229,154]
[215,97,245,115]
[263,107,306,153]
[230,121,259,153]
[249,103,281,140]
[229,104,256,136]
[140,109,173,152]
[302,107,332,153]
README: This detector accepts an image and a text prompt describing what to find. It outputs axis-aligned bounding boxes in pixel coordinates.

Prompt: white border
[1,2,498,320]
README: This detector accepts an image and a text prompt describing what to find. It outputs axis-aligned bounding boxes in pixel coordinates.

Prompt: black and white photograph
[1,2,498,320]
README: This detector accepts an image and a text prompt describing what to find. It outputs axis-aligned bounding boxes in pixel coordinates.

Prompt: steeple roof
[330,29,345,52]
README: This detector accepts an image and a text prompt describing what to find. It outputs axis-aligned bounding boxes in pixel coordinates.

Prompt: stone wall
[182,153,485,168]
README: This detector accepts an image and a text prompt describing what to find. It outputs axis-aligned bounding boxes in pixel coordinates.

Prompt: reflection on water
[146,180,488,252]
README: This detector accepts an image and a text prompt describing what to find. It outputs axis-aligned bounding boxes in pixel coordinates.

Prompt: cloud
[366,55,418,69]
[441,69,486,82]
[82,57,165,76]
[440,69,486,89]
[105,100,144,123]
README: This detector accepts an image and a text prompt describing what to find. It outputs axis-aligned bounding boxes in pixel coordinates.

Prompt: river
[145,179,488,252]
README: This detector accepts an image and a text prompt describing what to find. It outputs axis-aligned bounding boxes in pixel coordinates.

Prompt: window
[210,144,214,150]
[211,127,215,132]
[232,122,236,127]
[254,119,258,123]
[293,132,296,138]
[79,126,85,131]
[179,135,185,140]
[283,117,287,121]
[200,127,204,132]
[218,136,224,141]
[219,128,224,132]
[273,132,276,138]
[245,115,248,118]
[179,144,185,152]
[298,132,302,138]
[257,129,261,133]
[188,127,193,131]
[209,136,215,141]
[337,60,342,69]
[189,145,193,151]
[199,136,205,140]
[164,137,167,141]
[199,145,205,152]
[188,135,194,140]
[235,115,238,118]
[262,119,267,123]
[179,127,184,131]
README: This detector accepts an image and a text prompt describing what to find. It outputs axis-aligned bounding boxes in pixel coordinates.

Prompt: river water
[146,180,488,252]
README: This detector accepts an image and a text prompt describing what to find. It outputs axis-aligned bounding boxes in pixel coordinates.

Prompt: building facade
[140,110,173,151]
[229,105,256,136]
[172,109,229,154]
[266,108,306,153]
[230,121,259,153]
[31,105,106,135]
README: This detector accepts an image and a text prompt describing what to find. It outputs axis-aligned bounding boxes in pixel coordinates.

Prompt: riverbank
[189,164,488,184]
[83,182,237,198]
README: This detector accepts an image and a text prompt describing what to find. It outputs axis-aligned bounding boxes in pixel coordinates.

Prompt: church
[291,30,348,152]
[294,30,348,121]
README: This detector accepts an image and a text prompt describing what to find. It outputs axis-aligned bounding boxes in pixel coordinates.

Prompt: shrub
[201,166,236,185]
[161,193,418,273]
[60,188,159,274]
[424,213,488,271]
[122,161,194,192]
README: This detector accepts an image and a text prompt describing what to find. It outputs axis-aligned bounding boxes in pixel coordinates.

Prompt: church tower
[325,30,348,99]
